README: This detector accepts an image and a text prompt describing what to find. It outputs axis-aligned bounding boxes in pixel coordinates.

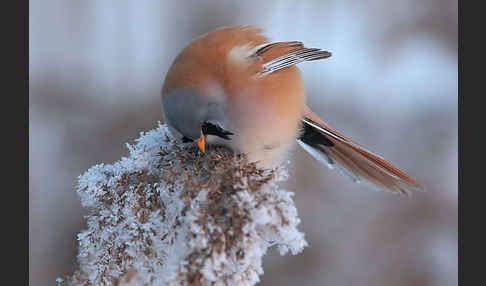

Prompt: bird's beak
[196,133,206,153]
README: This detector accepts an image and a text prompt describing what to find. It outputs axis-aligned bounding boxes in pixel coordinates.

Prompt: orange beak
[196,133,206,153]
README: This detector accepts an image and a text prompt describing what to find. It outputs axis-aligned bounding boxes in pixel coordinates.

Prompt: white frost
[61,123,307,286]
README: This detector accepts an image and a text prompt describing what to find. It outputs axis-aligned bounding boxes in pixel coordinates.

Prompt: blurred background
[29,1,457,285]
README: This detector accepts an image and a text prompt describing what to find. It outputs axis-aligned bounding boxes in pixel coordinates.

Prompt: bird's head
[162,87,234,152]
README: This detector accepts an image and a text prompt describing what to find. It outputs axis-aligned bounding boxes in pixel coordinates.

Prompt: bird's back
[162,26,268,95]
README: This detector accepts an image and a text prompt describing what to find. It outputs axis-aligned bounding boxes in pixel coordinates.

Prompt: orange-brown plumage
[161,26,423,194]
[162,27,304,119]
[162,26,267,95]
[303,107,424,194]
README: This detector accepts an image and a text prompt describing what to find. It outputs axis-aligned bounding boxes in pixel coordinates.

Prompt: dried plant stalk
[60,123,307,286]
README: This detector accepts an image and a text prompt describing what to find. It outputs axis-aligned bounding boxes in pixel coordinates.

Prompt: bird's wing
[252,41,331,75]
[298,106,424,195]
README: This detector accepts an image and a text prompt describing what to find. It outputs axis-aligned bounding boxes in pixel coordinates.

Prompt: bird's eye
[201,121,234,140]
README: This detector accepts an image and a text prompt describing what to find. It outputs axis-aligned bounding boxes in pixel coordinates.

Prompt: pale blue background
[30,1,457,285]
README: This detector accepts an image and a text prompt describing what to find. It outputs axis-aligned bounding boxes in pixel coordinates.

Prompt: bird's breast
[224,79,305,167]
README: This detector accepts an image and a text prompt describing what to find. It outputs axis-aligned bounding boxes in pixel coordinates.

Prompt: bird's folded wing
[251,41,331,75]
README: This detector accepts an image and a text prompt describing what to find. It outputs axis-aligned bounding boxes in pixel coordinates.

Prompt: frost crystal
[61,123,307,286]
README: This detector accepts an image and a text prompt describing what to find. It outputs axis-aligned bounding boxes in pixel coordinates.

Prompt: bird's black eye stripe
[181,136,193,143]
[201,121,234,140]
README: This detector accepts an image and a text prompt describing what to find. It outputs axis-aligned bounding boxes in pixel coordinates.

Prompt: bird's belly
[223,92,303,167]
[225,115,301,168]
[247,139,298,168]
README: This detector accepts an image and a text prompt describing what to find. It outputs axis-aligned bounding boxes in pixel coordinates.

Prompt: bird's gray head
[162,87,234,142]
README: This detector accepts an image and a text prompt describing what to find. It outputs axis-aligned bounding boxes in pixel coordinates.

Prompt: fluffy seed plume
[60,123,307,286]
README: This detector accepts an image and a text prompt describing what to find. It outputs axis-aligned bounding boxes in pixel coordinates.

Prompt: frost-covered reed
[61,123,307,286]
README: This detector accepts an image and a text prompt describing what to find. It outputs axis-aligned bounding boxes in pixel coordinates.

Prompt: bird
[161,26,424,194]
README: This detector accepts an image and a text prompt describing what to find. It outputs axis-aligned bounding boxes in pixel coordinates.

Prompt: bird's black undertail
[297,119,341,174]
[298,120,334,148]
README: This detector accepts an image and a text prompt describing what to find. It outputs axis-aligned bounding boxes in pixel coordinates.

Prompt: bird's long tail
[298,107,424,195]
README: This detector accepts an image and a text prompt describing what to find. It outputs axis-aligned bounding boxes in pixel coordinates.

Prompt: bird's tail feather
[298,117,424,195]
